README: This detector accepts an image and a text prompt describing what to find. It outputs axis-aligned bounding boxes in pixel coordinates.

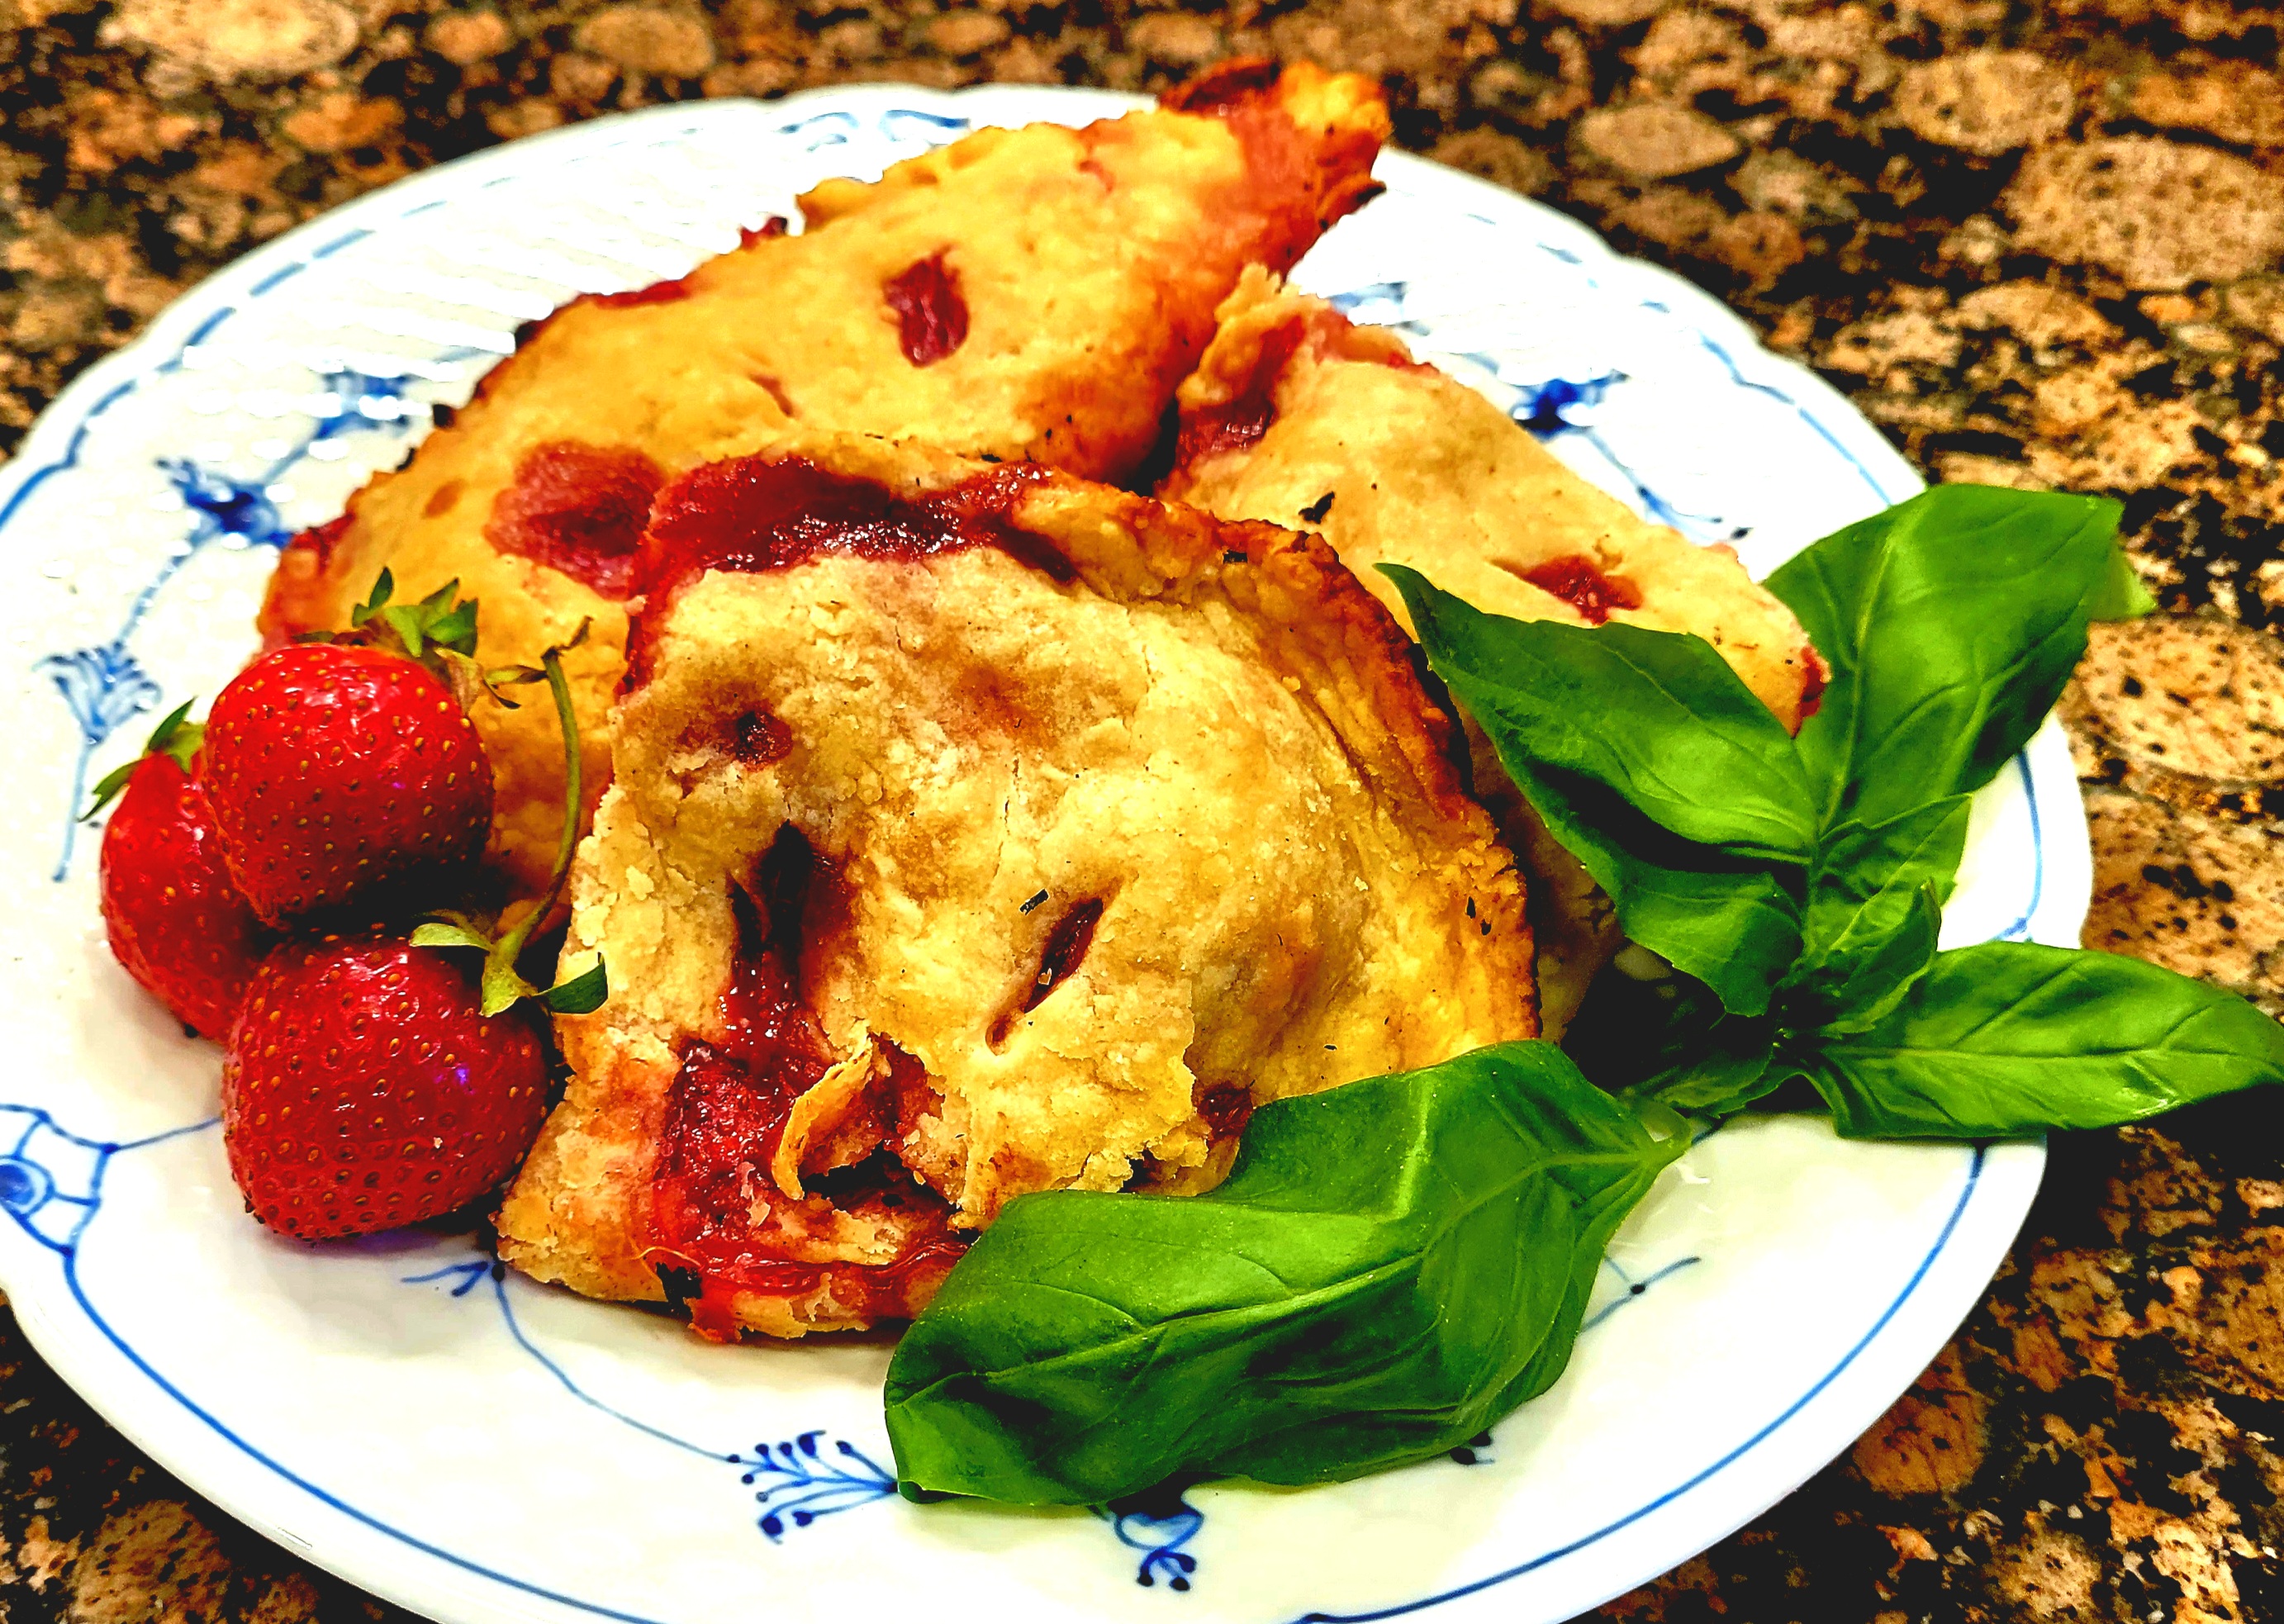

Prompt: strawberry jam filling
[1522,554,1643,625]
[1175,319,1307,465]
[884,252,970,367]
[626,455,1071,686]
[1797,643,1829,726]
[582,219,787,310]
[643,829,966,1337]
[588,278,696,311]
[484,440,666,597]
[1175,309,1434,469]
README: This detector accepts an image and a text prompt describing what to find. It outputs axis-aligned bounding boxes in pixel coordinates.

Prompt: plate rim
[0,80,2060,1624]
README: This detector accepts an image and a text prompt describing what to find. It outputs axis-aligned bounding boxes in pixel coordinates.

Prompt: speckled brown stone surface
[3,1,2282,1619]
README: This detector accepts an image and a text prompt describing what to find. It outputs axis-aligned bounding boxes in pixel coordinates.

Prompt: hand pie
[496,433,1536,1339]
[1160,269,1824,1033]
[258,64,1389,894]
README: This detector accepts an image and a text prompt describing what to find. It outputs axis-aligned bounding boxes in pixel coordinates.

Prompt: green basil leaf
[1779,796,1970,1032]
[2088,544,2158,622]
[1565,969,1783,1118]
[1789,881,1941,1037]
[1767,485,2127,830]
[1802,795,1973,947]
[542,958,610,1014]
[884,1042,1683,1506]
[1384,566,1818,862]
[1517,763,1801,1015]
[1807,942,2284,1137]
[1634,1025,1782,1118]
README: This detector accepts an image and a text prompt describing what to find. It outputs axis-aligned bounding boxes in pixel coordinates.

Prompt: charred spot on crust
[1299,491,1336,525]
[485,440,666,598]
[730,709,793,766]
[1161,56,1284,114]
[884,251,970,367]
[1508,554,1644,626]
[656,1264,703,1313]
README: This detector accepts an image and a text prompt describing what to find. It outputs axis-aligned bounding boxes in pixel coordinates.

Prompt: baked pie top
[1161,268,1824,729]
[1159,269,1826,1033]
[256,67,1389,894]
[496,433,1536,1338]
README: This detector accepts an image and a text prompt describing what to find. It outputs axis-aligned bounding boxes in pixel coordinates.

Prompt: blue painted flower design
[1582,1254,1702,1332]
[1326,280,1741,541]
[41,366,435,881]
[1098,1484,1205,1590]
[0,1104,216,1255]
[735,1432,900,1540]
[1447,1431,1496,1467]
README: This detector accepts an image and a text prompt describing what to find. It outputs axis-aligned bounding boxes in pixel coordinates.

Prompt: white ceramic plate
[0,84,2078,1624]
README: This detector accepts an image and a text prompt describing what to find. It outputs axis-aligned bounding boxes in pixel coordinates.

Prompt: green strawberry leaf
[479,957,539,1019]
[352,569,481,670]
[409,919,495,955]
[82,699,203,821]
[542,960,609,1014]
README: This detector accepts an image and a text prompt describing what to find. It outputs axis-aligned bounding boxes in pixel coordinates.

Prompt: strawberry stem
[413,627,606,1019]
[475,643,598,1014]
[485,646,581,977]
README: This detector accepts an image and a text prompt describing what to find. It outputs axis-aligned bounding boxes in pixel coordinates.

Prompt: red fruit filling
[1797,643,1829,726]
[1521,554,1643,625]
[1175,320,1307,466]
[642,831,965,1336]
[625,455,1073,685]
[883,252,970,368]
[483,439,667,598]
[1174,308,1434,470]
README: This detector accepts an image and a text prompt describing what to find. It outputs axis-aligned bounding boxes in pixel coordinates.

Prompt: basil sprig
[1394,484,2283,1136]
[885,1043,1683,1505]
[880,483,2271,1512]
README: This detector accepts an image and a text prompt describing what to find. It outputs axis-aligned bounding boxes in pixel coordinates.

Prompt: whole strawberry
[219,629,605,1243]
[222,933,549,1239]
[94,704,271,1038]
[202,596,491,925]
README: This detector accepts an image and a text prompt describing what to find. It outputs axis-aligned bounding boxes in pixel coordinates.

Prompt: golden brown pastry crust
[1160,269,1824,1032]
[258,67,1390,895]
[496,432,1536,1337]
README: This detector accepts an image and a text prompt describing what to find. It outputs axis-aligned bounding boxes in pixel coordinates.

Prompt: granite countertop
[3,0,2282,1617]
